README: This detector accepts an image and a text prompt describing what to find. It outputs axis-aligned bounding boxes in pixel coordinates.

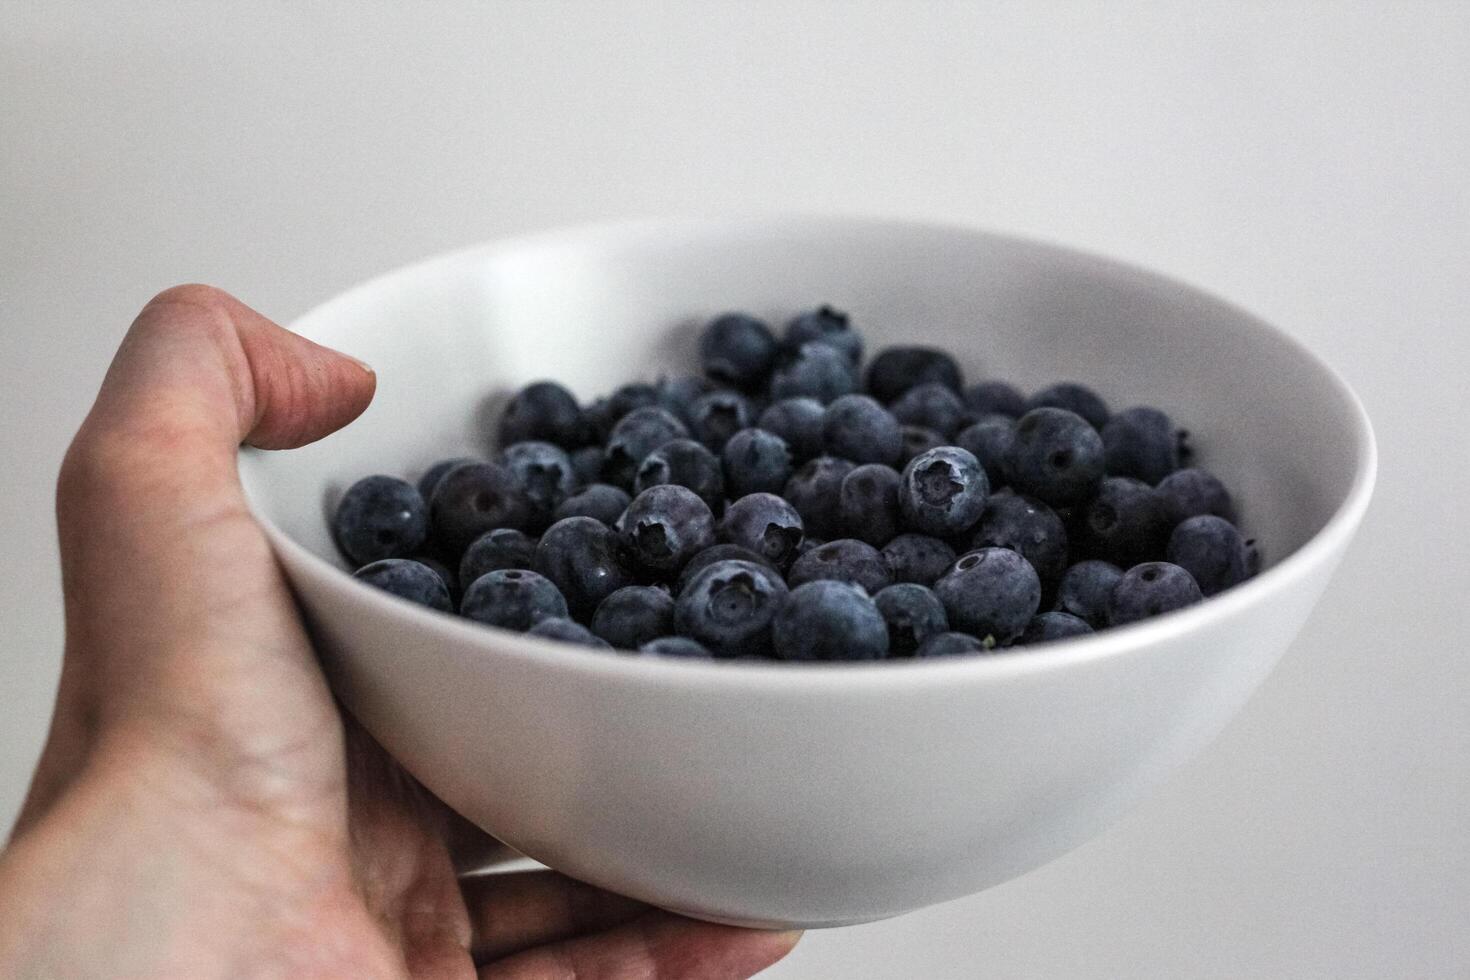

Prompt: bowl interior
[241,216,1364,581]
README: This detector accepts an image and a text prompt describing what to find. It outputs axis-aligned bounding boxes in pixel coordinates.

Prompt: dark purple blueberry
[656,374,722,428]
[1156,467,1237,526]
[768,342,859,404]
[890,382,968,438]
[757,397,826,461]
[898,446,989,537]
[499,380,584,448]
[721,428,793,498]
[602,406,689,489]
[428,462,532,555]
[784,455,856,539]
[963,381,1026,419]
[638,636,714,658]
[822,394,902,466]
[1054,560,1124,628]
[784,304,863,364]
[786,538,892,595]
[865,346,963,403]
[412,555,458,602]
[837,463,903,547]
[581,383,661,444]
[721,493,805,569]
[459,527,539,587]
[772,580,889,661]
[700,312,779,390]
[1018,611,1094,645]
[499,441,576,527]
[915,631,988,657]
[1108,561,1203,625]
[533,516,640,619]
[417,457,477,503]
[621,485,717,574]
[1102,406,1184,485]
[353,558,452,612]
[570,446,605,487]
[527,617,611,649]
[1026,382,1110,431]
[554,483,632,526]
[1005,408,1105,506]
[955,415,1017,488]
[881,533,958,587]
[333,475,430,566]
[635,438,725,513]
[676,544,783,595]
[688,390,754,453]
[933,547,1041,644]
[898,426,945,466]
[874,583,949,657]
[591,585,676,649]
[1166,515,1251,596]
[460,568,569,631]
[1077,476,1171,568]
[675,559,790,658]
[970,492,1069,587]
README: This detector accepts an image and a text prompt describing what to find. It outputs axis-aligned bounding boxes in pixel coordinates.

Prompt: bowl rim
[243,213,1378,690]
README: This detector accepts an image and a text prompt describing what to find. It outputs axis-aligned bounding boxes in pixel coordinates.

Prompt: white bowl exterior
[240,217,1374,928]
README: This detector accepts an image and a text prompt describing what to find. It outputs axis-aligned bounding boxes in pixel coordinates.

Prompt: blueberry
[933,547,1041,644]
[1026,382,1110,431]
[333,475,430,566]
[955,415,1017,488]
[656,374,721,428]
[1108,561,1203,626]
[459,527,539,587]
[874,583,948,657]
[898,425,945,466]
[533,516,640,619]
[675,559,789,657]
[1077,476,1171,568]
[417,457,477,503]
[460,569,569,631]
[582,383,661,444]
[865,346,963,404]
[1166,515,1250,596]
[963,381,1026,419]
[1156,467,1237,526]
[822,394,903,466]
[772,580,889,661]
[757,397,826,461]
[554,483,632,526]
[783,455,856,539]
[499,381,584,448]
[1005,408,1105,506]
[353,558,453,611]
[412,555,458,601]
[721,493,805,568]
[787,538,892,594]
[971,492,1069,587]
[1101,406,1184,485]
[1053,559,1124,628]
[636,438,725,512]
[602,406,689,489]
[527,617,612,649]
[768,342,859,404]
[687,390,754,453]
[676,543,783,595]
[837,463,903,547]
[700,312,779,390]
[428,462,533,554]
[890,382,968,438]
[591,585,676,649]
[881,533,958,587]
[638,636,714,658]
[915,631,988,657]
[785,305,863,364]
[570,446,605,487]
[1018,611,1094,645]
[721,428,792,498]
[499,441,576,526]
[621,485,717,573]
[898,446,989,537]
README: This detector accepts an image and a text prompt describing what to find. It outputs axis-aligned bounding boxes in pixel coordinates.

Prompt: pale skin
[0,285,801,979]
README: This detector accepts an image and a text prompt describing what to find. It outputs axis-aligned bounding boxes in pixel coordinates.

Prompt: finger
[478,910,801,980]
[463,871,650,963]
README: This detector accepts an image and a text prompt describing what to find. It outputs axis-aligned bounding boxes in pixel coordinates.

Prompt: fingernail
[345,353,375,375]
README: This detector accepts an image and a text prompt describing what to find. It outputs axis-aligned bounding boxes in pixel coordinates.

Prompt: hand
[0,286,800,978]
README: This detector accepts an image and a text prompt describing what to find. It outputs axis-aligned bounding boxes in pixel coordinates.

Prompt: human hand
[0,285,800,978]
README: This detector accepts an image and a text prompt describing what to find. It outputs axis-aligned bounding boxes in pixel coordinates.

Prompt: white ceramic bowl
[239,216,1375,929]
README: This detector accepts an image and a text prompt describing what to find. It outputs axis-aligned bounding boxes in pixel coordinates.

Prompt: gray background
[2,3,1466,977]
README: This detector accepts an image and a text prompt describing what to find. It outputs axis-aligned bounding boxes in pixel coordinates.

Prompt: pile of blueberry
[332,306,1258,661]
